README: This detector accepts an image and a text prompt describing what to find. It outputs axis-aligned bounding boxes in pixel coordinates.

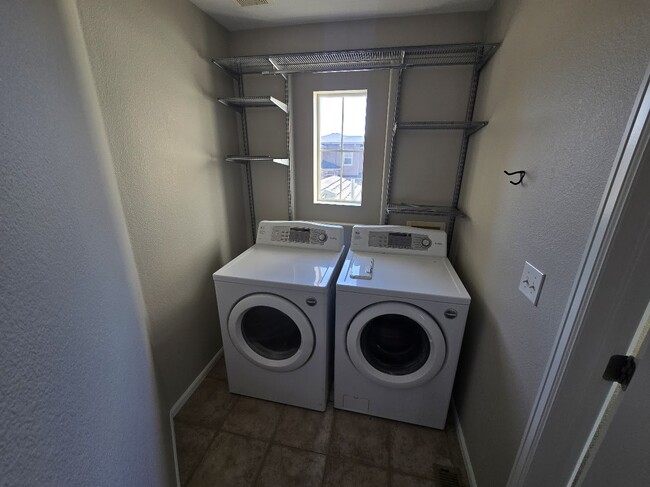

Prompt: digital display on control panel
[289,227,310,243]
[367,230,432,250]
[388,232,412,248]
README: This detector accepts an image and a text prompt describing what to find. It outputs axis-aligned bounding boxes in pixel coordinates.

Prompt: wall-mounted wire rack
[213,43,498,76]
[211,42,498,243]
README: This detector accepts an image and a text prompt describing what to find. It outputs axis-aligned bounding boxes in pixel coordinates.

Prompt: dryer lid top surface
[337,250,471,304]
[213,245,345,288]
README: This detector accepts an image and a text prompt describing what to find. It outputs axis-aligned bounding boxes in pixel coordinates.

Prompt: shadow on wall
[74,0,249,416]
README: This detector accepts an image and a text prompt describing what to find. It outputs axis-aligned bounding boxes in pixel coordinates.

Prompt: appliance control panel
[351,225,446,257]
[256,220,344,251]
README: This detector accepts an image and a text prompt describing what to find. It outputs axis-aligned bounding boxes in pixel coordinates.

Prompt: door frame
[506,64,650,487]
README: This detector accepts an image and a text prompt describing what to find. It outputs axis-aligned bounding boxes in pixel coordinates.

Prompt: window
[314,90,367,205]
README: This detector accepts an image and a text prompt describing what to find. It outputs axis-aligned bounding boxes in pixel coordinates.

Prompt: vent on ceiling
[233,0,269,6]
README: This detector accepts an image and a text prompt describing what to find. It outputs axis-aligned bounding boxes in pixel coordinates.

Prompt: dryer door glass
[228,293,315,372]
[241,306,301,360]
[360,314,430,375]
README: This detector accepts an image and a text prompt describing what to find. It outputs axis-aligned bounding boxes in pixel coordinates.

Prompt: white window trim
[313,89,367,206]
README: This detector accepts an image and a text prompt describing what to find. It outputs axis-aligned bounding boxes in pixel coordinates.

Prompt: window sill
[314,200,362,207]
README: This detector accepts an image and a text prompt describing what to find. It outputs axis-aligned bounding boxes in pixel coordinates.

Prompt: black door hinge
[602,355,636,390]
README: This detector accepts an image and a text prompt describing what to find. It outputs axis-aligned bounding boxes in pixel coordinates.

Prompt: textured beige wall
[75,0,249,408]
[230,14,485,225]
[1,1,171,484]
[452,0,650,484]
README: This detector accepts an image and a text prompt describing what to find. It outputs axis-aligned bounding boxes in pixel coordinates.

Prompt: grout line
[249,404,283,486]
[182,428,222,487]
[182,396,237,485]
[321,407,339,487]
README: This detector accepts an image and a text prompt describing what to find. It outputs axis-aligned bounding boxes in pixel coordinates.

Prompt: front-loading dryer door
[228,293,315,372]
[346,302,446,388]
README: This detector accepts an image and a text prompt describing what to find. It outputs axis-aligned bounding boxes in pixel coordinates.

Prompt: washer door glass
[228,294,315,372]
[347,302,446,388]
[360,314,431,376]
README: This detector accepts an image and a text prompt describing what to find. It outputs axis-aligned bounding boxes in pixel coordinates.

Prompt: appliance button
[306,297,318,306]
[318,233,328,242]
[422,238,432,248]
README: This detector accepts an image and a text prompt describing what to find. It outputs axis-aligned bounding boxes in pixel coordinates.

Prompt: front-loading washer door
[346,302,446,388]
[228,293,315,372]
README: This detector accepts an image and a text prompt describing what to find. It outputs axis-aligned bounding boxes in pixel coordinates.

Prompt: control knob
[318,233,328,242]
[422,238,432,248]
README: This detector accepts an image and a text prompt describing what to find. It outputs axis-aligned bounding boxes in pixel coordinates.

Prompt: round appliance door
[346,302,446,388]
[228,294,315,371]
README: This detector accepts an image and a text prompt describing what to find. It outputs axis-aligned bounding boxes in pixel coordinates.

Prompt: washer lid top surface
[337,250,470,304]
[214,245,345,289]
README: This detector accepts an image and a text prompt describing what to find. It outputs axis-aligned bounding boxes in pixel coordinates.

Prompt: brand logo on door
[444,309,457,319]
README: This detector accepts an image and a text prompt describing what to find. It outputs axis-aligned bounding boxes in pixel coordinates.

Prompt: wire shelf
[213,43,499,76]
[225,156,289,166]
[218,96,288,113]
[396,121,488,135]
[386,204,464,217]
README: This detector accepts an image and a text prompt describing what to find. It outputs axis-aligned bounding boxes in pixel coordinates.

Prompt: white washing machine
[334,225,470,429]
[213,221,345,411]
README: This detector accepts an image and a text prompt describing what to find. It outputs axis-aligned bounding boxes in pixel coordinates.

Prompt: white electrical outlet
[519,261,545,306]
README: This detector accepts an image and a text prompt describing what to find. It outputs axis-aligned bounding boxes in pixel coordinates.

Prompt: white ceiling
[191,0,495,31]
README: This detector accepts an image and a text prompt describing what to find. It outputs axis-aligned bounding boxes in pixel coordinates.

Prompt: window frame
[313,89,367,206]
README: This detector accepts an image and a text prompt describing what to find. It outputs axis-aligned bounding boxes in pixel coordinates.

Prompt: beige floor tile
[323,455,389,487]
[274,403,333,454]
[207,357,228,382]
[173,422,216,485]
[390,422,452,479]
[187,432,267,487]
[222,396,282,440]
[329,410,390,466]
[176,378,236,429]
[255,445,326,487]
[392,472,438,486]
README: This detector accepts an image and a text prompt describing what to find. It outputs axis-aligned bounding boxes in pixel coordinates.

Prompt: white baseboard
[452,400,478,487]
[170,348,223,487]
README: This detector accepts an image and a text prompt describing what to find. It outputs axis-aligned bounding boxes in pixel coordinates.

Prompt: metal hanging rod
[212,43,499,76]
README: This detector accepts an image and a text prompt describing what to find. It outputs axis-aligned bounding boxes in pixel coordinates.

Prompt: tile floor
[173,357,469,487]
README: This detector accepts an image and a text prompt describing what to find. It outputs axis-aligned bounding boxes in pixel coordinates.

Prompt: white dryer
[334,225,470,429]
[213,221,345,411]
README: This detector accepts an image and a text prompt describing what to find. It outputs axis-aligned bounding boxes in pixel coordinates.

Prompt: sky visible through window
[316,92,367,204]
[320,96,367,137]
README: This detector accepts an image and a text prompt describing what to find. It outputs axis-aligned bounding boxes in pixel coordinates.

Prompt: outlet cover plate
[519,261,545,306]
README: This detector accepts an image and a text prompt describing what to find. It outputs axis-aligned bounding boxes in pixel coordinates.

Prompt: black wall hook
[504,170,526,185]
